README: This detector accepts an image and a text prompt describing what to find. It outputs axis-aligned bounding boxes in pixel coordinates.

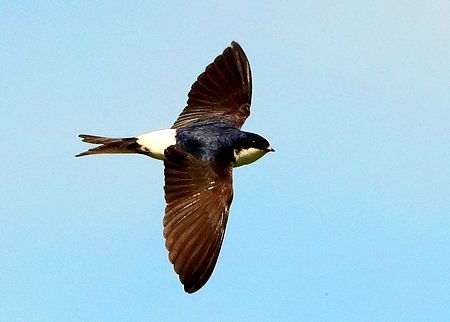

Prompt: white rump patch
[136,129,176,160]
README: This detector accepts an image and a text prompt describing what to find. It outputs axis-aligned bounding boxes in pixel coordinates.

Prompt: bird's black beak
[266,146,275,152]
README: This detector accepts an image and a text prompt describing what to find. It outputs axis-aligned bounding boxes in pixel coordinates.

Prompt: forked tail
[75,134,141,157]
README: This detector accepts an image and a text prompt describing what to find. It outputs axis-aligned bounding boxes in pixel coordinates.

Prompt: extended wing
[163,145,234,293]
[171,41,252,129]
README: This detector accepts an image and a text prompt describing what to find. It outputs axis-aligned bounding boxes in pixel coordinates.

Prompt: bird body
[77,41,273,293]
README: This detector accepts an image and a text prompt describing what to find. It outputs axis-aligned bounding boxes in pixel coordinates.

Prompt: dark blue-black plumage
[176,120,270,164]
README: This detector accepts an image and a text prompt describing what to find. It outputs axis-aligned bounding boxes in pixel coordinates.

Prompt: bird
[76,41,274,293]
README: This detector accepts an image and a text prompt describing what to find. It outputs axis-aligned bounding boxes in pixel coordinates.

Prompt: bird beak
[266,146,275,152]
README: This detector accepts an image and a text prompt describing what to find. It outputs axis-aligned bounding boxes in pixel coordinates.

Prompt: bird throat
[233,147,267,167]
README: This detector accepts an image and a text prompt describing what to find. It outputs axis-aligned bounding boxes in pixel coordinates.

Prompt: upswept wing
[171,41,252,129]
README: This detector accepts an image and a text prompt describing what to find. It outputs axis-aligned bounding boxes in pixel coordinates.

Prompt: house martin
[76,41,274,293]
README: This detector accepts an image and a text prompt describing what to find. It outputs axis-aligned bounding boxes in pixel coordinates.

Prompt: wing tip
[230,40,241,49]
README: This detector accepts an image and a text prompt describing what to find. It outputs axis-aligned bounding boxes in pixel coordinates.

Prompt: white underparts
[234,147,267,167]
[136,129,177,160]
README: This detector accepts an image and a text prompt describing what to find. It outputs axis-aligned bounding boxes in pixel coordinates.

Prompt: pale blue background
[1,1,449,321]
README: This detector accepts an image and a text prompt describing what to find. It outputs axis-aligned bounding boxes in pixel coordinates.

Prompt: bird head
[233,132,274,167]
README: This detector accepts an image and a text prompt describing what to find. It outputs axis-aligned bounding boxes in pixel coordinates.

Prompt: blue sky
[1,1,449,321]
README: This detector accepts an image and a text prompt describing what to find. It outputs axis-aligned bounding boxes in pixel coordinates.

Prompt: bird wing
[171,41,252,130]
[163,145,234,293]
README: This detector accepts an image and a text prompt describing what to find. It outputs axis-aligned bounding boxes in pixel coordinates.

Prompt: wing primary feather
[171,41,252,129]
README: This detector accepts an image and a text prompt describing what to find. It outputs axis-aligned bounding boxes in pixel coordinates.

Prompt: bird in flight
[76,41,274,293]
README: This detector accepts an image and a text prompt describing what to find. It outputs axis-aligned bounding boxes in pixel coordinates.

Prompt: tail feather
[76,134,141,157]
